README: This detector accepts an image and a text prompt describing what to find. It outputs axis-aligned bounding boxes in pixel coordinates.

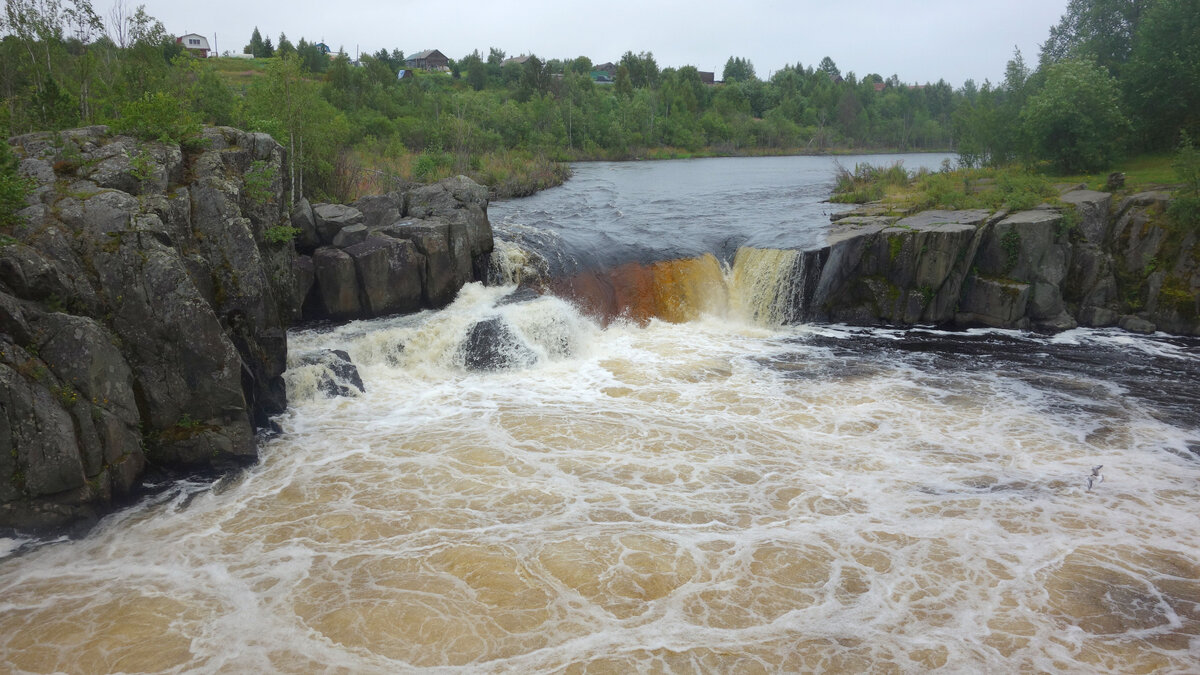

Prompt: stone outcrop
[3,126,498,532]
[1,126,295,530]
[298,176,493,321]
[803,189,1199,334]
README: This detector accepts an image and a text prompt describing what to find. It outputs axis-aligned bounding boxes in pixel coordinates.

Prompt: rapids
[1,155,1198,673]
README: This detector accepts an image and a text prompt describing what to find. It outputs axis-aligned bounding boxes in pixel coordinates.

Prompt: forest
[1,0,1198,209]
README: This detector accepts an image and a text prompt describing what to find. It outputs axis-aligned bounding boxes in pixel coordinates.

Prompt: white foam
[1,311,1197,673]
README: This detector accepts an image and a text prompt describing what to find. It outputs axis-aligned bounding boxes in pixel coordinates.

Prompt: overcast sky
[146,0,1069,87]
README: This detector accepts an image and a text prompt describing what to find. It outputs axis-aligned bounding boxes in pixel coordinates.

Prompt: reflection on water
[2,283,1197,673]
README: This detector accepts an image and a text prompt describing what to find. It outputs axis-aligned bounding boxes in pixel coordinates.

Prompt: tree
[620,51,659,88]
[1021,58,1129,172]
[519,55,550,101]
[1040,0,1152,76]
[1124,0,1200,147]
[278,32,294,57]
[245,26,262,56]
[722,56,756,83]
[614,64,632,98]
[261,35,274,58]
[461,50,486,91]
[818,56,841,81]
[567,55,592,75]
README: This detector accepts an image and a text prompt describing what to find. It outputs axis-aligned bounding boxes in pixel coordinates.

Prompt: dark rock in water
[497,287,543,306]
[296,349,365,397]
[460,316,538,371]
[1119,315,1156,334]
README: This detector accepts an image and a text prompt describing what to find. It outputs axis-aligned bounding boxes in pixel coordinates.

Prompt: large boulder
[344,237,424,316]
[291,197,320,252]
[353,191,406,229]
[297,176,494,322]
[459,316,538,371]
[311,247,362,318]
[293,349,365,397]
[312,203,364,244]
[408,176,493,259]
[377,218,470,307]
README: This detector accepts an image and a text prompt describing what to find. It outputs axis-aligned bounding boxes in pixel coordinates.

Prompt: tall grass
[830,161,913,203]
[335,143,572,201]
[831,160,1058,212]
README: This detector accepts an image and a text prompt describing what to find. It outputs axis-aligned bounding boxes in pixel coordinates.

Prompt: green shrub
[263,225,301,244]
[129,149,156,182]
[413,150,452,181]
[112,92,202,145]
[0,141,33,229]
[244,160,277,205]
[1167,133,1200,231]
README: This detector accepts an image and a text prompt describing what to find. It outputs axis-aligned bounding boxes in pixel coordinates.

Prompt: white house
[176,33,211,58]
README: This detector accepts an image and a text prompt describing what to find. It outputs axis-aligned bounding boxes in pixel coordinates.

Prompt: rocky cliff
[2,126,493,532]
[1,126,296,530]
[291,176,492,321]
[809,189,1199,334]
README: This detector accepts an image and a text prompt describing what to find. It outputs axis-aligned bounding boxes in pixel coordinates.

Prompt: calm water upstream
[1,155,1199,673]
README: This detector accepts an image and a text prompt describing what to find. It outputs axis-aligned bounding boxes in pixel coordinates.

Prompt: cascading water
[2,155,1198,673]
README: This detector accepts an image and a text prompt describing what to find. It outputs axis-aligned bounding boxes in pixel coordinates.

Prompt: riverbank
[347,144,955,203]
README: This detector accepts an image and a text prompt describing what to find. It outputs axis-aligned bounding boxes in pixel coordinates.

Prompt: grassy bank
[831,154,1183,213]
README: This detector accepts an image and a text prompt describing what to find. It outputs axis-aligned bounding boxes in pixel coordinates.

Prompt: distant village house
[406,49,449,71]
[591,62,616,83]
[175,33,210,58]
[502,54,533,67]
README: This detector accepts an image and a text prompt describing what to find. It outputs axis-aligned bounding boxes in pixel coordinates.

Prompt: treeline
[955,0,1199,172]
[2,0,1198,206]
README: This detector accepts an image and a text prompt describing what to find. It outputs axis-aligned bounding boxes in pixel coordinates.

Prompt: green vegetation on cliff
[1,0,1197,204]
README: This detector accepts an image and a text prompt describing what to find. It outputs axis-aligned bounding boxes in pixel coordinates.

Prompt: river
[1,154,1198,673]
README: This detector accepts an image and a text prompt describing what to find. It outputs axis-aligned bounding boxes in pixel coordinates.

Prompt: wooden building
[175,33,210,58]
[405,49,449,71]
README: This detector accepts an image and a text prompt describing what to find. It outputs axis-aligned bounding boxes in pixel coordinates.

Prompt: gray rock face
[345,237,424,316]
[353,192,406,229]
[1119,315,1157,334]
[300,176,495,322]
[291,198,320,252]
[459,317,538,371]
[311,247,362,318]
[381,219,467,307]
[1060,190,1113,245]
[802,192,1199,336]
[312,203,364,244]
[1,126,295,531]
[408,176,494,259]
[332,223,369,249]
[812,211,987,324]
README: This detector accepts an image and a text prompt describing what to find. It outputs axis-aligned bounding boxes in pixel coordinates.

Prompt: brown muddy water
[1,155,1197,673]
